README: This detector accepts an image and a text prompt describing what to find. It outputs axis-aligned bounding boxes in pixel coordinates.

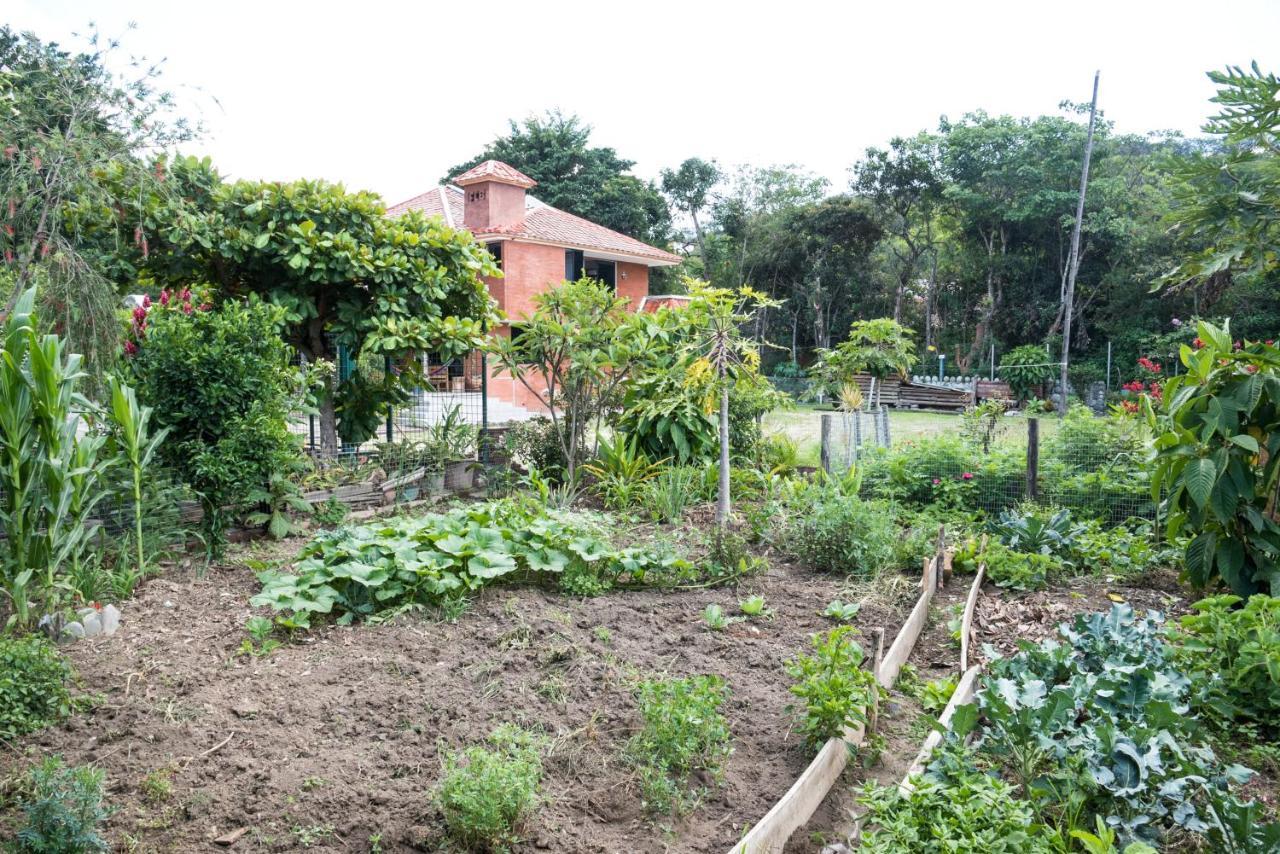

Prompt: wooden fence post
[1026,417,1040,502]
[820,413,832,473]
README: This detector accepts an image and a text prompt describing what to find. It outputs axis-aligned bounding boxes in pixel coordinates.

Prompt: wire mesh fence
[837,410,1155,525]
[819,409,892,473]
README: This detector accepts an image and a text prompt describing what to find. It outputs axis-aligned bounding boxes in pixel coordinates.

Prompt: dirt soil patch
[1,533,909,853]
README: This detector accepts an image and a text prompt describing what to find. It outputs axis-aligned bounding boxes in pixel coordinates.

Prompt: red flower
[159,289,170,306]
[1121,400,1140,414]
[1245,364,1259,374]
[182,303,193,315]
[124,340,138,356]
[1123,380,1144,393]
[961,472,974,480]
[132,305,147,322]
[141,294,151,309]
[1193,338,1205,349]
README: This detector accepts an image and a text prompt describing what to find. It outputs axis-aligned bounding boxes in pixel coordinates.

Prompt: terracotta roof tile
[452,159,537,188]
[386,185,680,265]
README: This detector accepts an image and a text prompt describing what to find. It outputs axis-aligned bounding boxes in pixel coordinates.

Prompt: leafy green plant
[1170,594,1280,734]
[582,434,665,511]
[251,498,690,629]
[244,470,313,540]
[627,675,731,814]
[812,318,918,406]
[776,482,896,577]
[644,466,699,524]
[12,757,110,854]
[436,724,544,852]
[919,675,958,714]
[739,595,770,618]
[311,497,348,528]
[105,375,168,580]
[823,600,861,622]
[127,295,302,553]
[999,344,1056,403]
[982,541,1060,591]
[0,288,111,629]
[785,626,880,749]
[1146,320,1280,596]
[702,603,732,631]
[990,506,1079,558]
[0,634,74,739]
[238,615,281,658]
[858,768,1055,853]
[963,604,1262,848]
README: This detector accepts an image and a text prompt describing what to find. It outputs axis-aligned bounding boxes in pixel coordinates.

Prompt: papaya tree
[151,178,498,455]
[1146,320,1280,596]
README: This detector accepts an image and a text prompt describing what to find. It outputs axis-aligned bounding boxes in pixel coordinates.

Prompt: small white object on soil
[79,609,102,638]
[62,621,85,639]
[100,604,121,635]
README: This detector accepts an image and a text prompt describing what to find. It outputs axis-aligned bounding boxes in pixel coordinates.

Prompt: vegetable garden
[2,37,1279,854]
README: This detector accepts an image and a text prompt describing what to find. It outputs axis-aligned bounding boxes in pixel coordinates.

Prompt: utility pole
[1059,71,1100,415]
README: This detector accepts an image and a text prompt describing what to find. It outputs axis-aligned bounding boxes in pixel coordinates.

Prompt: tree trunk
[1060,71,1100,415]
[716,379,730,529]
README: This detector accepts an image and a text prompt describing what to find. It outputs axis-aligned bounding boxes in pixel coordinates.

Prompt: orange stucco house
[387,160,680,421]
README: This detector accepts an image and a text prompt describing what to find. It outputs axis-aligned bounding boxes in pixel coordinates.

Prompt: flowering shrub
[127,296,301,551]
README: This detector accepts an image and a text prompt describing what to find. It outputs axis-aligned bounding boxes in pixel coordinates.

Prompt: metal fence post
[1026,417,1040,502]
[480,350,490,466]
[384,355,393,443]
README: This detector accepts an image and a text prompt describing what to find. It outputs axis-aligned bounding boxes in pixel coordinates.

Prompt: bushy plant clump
[858,771,1056,853]
[943,604,1277,849]
[1171,594,1280,735]
[785,626,880,749]
[436,725,544,851]
[775,480,895,577]
[0,635,75,739]
[627,675,732,814]
[251,497,691,629]
[126,293,301,550]
[12,757,111,854]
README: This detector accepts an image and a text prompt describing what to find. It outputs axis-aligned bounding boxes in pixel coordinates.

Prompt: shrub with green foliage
[251,498,691,629]
[0,635,74,739]
[956,604,1271,848]
[858,768,1055,853]
[978,541,1060,591]
[436,725,544,851]
[12,757,110,854]
[627,675,731,814]
[999,344,1056,403]
[504,416,570,480]
[126,294,301,550]
[785,626,879,749]
[1171,594,1280,735]
[1147,320,1280,596]
[776,482,895,577]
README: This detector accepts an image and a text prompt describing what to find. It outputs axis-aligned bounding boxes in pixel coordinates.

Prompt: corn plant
[0,289,111,628]
[106,375,168,577]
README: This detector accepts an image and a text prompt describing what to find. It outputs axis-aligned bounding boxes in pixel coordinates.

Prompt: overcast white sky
[8,0,1280,205]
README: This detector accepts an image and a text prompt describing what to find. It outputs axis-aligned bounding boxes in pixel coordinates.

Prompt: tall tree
[661,157,721,265]
[444,111,671,246]
[0,25,196,382]
[853,133,942,326]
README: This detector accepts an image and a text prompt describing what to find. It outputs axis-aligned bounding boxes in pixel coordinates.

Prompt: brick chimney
[453,160,536,230]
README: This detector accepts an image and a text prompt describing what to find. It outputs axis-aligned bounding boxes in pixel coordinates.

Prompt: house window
[486,241,503,270]
[565,249,584,282]
[584,258,616,289]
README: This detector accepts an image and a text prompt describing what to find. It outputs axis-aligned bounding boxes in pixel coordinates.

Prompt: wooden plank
[728,546,946,854]
[728,723,867,854]
[898,665,981,793]
[877,555,938,689]
[959,564,986,674]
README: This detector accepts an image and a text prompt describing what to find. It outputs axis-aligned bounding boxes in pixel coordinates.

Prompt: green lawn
[763,406,1059,467]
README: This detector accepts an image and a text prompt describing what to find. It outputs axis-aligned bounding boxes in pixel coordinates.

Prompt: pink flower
[123,340,138,356]
[159,289,170,306]
[932,478,941,486]
[961,472,974,480]
[182,302,193,315]
[141,294,151,309]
